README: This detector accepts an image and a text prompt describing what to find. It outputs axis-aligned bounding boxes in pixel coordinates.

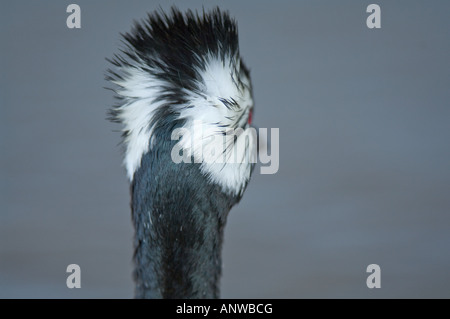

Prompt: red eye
[248,109,253,125]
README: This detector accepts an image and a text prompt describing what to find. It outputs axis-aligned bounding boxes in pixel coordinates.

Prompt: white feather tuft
[113,54,255,195]
[112,67,165,180]
[177,55,255,195]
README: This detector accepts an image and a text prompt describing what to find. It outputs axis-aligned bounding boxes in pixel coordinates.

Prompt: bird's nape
[107,6,255,298]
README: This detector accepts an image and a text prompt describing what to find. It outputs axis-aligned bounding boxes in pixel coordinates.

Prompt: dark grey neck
[130,147,238,298]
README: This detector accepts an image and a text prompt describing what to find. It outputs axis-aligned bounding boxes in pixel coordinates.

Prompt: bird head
[107,7,255,197]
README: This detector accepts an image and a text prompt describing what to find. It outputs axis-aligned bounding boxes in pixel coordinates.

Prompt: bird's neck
[130,149,236,298]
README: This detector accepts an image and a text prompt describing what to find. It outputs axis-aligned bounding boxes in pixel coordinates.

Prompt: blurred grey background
[1,0,449,298]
